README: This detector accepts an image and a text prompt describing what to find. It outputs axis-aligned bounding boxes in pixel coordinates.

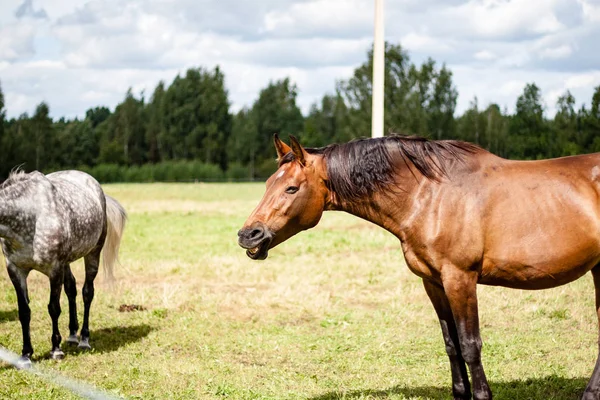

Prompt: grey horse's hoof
[78,338,91,350]
[50,349,65,360]
[66,334,79,345]
[16,357,32,369]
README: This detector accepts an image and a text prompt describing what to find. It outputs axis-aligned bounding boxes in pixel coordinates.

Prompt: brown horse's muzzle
[237,223,273,260]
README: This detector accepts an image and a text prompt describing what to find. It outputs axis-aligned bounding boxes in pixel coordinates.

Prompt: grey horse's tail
[102,195,127,281]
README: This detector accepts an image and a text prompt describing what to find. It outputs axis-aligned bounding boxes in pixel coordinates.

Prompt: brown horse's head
[238,134,329,260]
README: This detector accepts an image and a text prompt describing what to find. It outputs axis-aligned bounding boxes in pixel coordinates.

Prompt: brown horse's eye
[285,186,299,194]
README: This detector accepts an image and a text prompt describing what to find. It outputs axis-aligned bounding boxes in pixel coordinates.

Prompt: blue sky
[1,0,599,119]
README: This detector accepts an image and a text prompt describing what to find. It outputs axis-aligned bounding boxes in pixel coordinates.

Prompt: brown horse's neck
[325,169,424,238]
[319,137,486,238]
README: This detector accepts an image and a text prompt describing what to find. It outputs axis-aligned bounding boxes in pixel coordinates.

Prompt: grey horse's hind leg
[63,264,79,345]
[79,248,101,350]
[48,266,65,360]
[7,262,33,368]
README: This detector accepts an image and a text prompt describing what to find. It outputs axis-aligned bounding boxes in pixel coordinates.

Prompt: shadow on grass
[63,323,155,355]
[309,376,589,400]
[0,309,18,323]
[0,324,155,368]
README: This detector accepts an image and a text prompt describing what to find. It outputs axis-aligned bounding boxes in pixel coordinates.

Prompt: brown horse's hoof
[50,349,64,360]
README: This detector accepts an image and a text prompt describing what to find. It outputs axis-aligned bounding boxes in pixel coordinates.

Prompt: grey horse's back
[47,170,104,200]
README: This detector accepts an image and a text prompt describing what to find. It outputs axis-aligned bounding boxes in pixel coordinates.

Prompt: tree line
[1,43,599,182]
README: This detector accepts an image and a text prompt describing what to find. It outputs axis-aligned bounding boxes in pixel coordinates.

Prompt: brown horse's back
[475,153,600,289]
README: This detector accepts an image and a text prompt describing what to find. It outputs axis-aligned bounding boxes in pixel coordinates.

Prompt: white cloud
[474,50,497,61]
[0,22,37,61]
[35,0,89,20]
[0,0,599,121]
[261,0,371,38]
[564,71,600,89]
[578,0,600,21]
[445,0,565,39]
[538,44,573,60]
[402,33,453,53]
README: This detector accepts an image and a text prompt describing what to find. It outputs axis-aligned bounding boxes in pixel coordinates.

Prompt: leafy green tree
[161,67,232,169]
[428,65,457,140]
[457,97,485,144]
[577,86,600,153]
[456,100,509,156]
[98,89,145,165]
[85,106,111,128]
[483,104,509,157]
[303,92,350,147]
[54,119,98,167]
[591,86,600,147]
[0,82,11,178]
[145,82,166,163]
[509,83,548,159]
[228,108,258,178]
[196,67,232,170]
[31,102,53,170]
[250,78,304,170]
[338,43,413,137]
[553,91,580,156]
[336,43,458,139]
[0,81,5,141]
[7,113,34,171]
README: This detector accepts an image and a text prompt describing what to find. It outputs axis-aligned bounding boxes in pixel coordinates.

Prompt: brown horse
[238,134,600,400]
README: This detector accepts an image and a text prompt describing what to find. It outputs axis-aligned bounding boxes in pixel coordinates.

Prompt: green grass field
[0,182,598,399]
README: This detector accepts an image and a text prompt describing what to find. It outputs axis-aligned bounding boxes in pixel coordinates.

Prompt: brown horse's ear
[289,135,307,166]
[273,133,292,160]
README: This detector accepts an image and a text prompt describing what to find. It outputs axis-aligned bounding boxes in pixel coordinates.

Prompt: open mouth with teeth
[238,224,274,260]
[245,238,271,260]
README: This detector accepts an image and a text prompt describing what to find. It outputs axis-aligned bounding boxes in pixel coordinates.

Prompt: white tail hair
[102,195,127,281]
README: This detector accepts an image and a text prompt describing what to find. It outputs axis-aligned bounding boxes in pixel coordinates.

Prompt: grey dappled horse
[0,170,126,368]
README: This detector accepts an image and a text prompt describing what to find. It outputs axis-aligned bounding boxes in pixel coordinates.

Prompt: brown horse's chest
[401,244,440,282]
[399,236,461,284]
[397,212,483,284]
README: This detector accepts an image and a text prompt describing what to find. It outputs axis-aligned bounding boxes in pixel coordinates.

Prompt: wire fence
[0,346,121,400]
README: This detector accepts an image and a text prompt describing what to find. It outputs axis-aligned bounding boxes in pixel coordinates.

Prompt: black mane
[306,135,480,203]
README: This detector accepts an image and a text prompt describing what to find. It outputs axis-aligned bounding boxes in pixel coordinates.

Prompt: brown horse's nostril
[249,228,264,240]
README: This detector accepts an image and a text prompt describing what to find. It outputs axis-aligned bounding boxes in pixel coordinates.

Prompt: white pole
[371,0,385,138]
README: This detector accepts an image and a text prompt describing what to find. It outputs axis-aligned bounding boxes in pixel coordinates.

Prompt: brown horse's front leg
[443,267,492,400]
[423,279,472,400]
